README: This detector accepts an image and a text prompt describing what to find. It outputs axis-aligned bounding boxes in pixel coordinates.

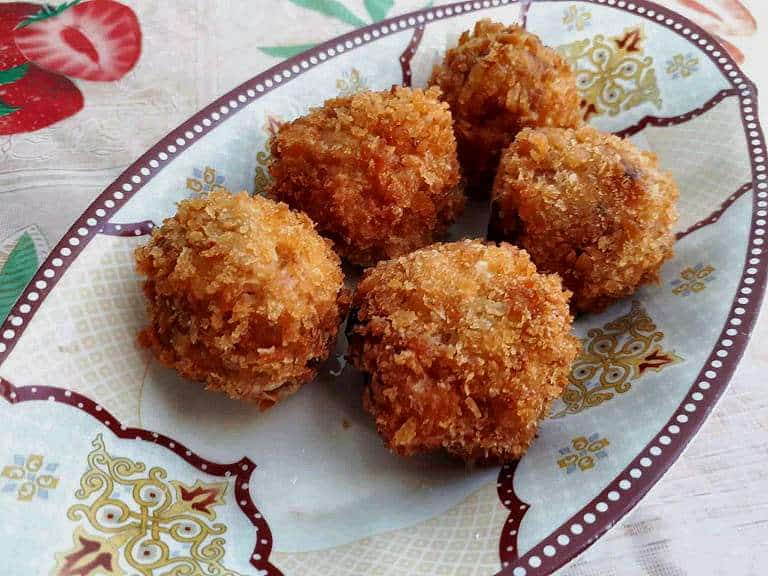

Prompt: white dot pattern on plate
[570,523,583,535]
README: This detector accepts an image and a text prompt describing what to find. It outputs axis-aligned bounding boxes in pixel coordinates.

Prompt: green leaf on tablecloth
[0,99,20,117]
[0,233,38,322]
[364,0,394,21]
[259,44,317,59]
[16,0,81,29]
[0,63,29,85]
[289,0,367,27]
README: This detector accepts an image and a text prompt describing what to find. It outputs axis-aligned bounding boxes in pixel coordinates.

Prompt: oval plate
[0,1,765,575]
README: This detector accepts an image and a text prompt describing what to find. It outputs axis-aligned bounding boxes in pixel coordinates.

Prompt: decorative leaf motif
[55,435,241,576]
[262,0,433,59]
[172,480,227,517]
[259,43,317,59]
[0,64,28,116]
[55,529,116,576]
[0,232,38,322]
[289,0,367,27]
[0,63,29,85]
[364,0,394,21]
[15,0,82,29]
[551,302,682,418]
[0,100,19,118]
[557,27,662,120]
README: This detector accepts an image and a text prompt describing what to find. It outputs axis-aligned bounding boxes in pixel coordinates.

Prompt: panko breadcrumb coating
[348,240,578,462]
[430,20,582,194]
[269,86,463,266]
[491,126,679,312]
[135,190,349,408]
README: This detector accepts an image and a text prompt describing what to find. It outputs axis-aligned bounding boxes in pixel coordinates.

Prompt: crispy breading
[348,240,578,462]
[430,19,582,194]
[269,86,464,266]
[135,190,349,408]
[491,125,679,312]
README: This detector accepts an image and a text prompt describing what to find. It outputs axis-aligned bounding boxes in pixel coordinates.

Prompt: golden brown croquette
[348,240,578,462]
[491,126,679,313]
[135,190,349,408]
[268,86,464,266]
[429,19,582,194]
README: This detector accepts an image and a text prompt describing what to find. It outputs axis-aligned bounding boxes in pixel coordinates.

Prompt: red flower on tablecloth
[0,0,141,135]
[669,0,757,63]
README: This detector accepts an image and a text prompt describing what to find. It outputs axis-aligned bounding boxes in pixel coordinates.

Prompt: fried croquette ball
[491,126,679,313]
[429,20,582,193]
[347,240,578,462]
[269,86,463,266]
[135,190,349,408]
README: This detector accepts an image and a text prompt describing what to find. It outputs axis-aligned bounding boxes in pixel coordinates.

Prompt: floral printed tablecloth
[0,1,766,574]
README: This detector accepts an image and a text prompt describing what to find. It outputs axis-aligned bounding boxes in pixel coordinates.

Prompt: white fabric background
[0,1,766,573]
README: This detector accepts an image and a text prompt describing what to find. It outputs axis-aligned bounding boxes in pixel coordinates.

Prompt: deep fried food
[135,190,349,408]
[269,86,463,266]
[491,126,679,312]
[348,240,578,462]
[429,19,582,194]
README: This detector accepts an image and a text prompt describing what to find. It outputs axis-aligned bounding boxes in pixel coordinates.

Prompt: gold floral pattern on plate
[52,434,241,576]
[665,53,700,79]
[557,434,610,474]
[671,263,716,296]
[1,453,59,501]
[558,26,662,120]
[562,5,591,32]
[552,301,682,418]
[187,166,228,195]
[335,68,368,96]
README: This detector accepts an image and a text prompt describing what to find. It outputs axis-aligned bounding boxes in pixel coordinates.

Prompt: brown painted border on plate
[676,181,753,241]
[400,25,426,85]
[0,1,764,575]
[100,220,156,237]
[615,87,740,138]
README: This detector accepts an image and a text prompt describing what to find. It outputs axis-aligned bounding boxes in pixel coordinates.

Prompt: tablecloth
[0,1,766,574]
